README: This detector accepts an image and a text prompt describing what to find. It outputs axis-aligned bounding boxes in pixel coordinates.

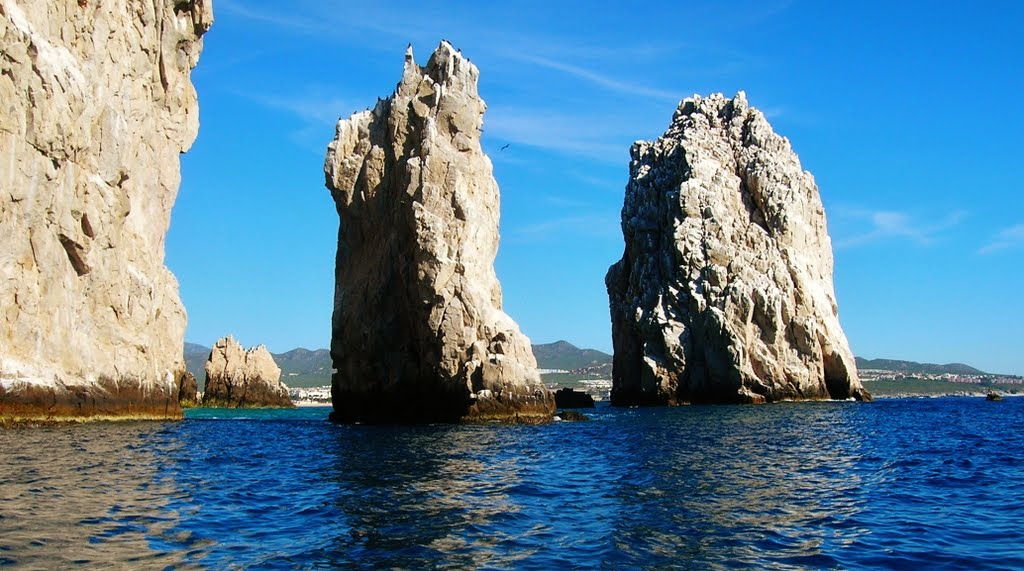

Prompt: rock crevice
[607,92,870,405]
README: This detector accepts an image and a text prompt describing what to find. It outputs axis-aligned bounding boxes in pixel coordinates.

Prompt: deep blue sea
[1,397,1023,569]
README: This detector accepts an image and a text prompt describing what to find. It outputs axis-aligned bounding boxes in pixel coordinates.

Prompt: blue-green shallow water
[2,398,1023,570]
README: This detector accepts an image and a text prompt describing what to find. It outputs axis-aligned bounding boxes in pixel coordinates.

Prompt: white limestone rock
[202,336,293,408]
[0,0,211,421]
[323,42,554,423]
[607,92,870,404]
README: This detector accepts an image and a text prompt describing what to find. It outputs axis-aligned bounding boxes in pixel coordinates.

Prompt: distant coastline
[187,340,1023,404]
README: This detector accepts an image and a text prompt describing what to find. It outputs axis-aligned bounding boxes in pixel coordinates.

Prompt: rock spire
[323,41,554,423]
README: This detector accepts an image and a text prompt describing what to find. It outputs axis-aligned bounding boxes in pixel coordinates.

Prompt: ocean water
[1,398,1022,570]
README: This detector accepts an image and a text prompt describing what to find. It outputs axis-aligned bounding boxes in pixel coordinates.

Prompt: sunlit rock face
[607,92,870,405]
[323,41,554,424]
[202,336,293,409]
[0,0,212,422]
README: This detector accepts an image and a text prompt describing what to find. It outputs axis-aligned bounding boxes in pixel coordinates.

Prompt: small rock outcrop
[556,410,590,422]
[176,371,199,408]
[0,1,212,422]
[606,92,870,405]
[323,41,554,423]
[554,388,596,409]
[202,336,293,408]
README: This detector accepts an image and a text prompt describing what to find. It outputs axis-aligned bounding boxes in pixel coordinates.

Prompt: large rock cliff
[323,42,554,423]
[607,92,870,405]
[202,336,293,408]
[0,0,211,422]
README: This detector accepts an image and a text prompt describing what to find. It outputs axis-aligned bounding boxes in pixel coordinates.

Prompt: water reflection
[3,400,1022,569]
[316,425,537,568]
[599,404,867,569]
[0,423,192,569]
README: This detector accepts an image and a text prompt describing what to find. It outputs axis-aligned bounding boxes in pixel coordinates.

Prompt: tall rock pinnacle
[606,92,870,405]
[323,41,554,423]
[0,0,212,422]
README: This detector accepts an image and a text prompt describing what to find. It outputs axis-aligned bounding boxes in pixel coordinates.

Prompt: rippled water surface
[2,398,1023,569]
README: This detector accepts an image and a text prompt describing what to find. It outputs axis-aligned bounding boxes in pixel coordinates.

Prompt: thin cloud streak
[233,90,354,155]
[218,0,326,35]
[979,223,1024,254]
[834,208,966,250]
[511,53,680,101]
[217,0,419,48]
[241,92,352,126]
[485,108,630,163]
[508,213,621,243]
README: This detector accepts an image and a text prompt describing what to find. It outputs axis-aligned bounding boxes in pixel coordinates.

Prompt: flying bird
[500,144,510,151]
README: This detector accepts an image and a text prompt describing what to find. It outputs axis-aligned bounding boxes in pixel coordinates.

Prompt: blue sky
[168,0,1024,374]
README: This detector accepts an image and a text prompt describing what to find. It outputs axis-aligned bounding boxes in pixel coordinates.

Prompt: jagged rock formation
[176,371,199,408]
[0,1,211,422]
[607,92,870,405]
[323,41,554,423]
[202,336,293,408]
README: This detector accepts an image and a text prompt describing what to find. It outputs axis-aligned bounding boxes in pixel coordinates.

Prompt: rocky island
[323,42,554,423]
[0,0,212,423]
[606,92,870,405]
[202,336,293,408]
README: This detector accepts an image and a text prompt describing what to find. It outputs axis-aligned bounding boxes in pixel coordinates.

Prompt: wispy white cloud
[567,171,622,190]
[217,0,421,48]
[241,92,353,126]
[834,208,966,249]
[217,0,326,35]
[979,223,1024,255]
[232,91,354,154]
[484,107,630,163]
[509,53,679,101]
[508,213,620,243]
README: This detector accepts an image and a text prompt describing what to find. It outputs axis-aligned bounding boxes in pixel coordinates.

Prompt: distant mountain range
[183,340,988,388]
[854,357,985,376]
[532,340,612,370]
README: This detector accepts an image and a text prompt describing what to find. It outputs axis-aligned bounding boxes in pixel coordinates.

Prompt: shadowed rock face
[323,41,554,424]
[607,92,870,405]
[202,336,293,409]
[0,1,212,422]
[176,371,199,408]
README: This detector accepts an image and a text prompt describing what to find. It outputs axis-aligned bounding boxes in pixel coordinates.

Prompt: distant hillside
[855,357,986,376]
[184,342,209,382]
[186,339,987,388]
[274,348,332,376]
[532,340,612,370]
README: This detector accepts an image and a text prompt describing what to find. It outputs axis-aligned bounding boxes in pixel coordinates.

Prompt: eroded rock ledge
[0,0,211,423]
[323,42,554,423]
[607,92,871,405]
